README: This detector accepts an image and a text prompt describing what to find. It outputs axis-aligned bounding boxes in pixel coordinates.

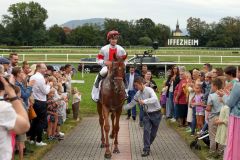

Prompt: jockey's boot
[95,74,103,88]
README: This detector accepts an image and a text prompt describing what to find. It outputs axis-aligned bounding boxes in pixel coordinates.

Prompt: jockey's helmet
[107,30,120,40]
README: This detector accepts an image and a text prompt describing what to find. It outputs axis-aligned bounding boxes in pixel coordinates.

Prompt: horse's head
[110,54,126,80]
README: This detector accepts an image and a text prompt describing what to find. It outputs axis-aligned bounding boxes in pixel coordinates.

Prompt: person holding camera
[0,65,30,160]
[124,77,162,157]
[29,63,52,146]
[144,70,158,92]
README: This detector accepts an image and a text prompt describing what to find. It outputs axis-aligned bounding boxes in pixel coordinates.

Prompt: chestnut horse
[97,55,126,159]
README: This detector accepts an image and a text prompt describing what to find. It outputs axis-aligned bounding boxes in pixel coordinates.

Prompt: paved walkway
[43,116,199,160]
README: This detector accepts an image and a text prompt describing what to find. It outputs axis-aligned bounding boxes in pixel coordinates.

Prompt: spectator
[203,63,212,73]
[174,69,188,127]
[46,65,55,76]
[144,70,158,92]
[160,81,168,118]
[192,69,201,83]
[212,68,226,85]
[64,64,72,95]
[47,88,59,140]
[72,87,81,121]
[29,63,52,146]
[55,82,66,138]
[28,64,37,77]
[0,71,30,160]
[166,65,180,121]
[191,83,204,131]
[140,64,148,78]
[125,65,139,122]
[206,78,224,155]
[12,67,35,107]
[0,57,10,75]
[224,66,238,85]
[199,71,205,84]
[14,85,28,160]
[202,72,212,103]
[215,105,229,148]
[186,71,195,133]
[218,81,240,160]
[22,61,31,76]
[8,53,19,74]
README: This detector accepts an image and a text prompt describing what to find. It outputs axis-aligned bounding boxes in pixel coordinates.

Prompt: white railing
[0,53,240,65]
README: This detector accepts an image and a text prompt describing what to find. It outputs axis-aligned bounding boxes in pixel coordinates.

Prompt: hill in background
[61,18,105,29]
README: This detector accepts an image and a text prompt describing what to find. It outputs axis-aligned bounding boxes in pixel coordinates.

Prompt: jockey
[95,30,127,88]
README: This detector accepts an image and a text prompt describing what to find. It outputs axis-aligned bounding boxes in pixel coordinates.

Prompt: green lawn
[1,47,240,65]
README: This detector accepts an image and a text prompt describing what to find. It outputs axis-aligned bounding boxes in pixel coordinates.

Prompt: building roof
[174,20,182,33]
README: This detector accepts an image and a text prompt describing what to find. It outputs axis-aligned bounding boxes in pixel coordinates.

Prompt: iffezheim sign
[168,39,199,46]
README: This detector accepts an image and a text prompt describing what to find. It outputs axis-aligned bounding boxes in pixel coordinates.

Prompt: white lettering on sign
[167,39,199,46]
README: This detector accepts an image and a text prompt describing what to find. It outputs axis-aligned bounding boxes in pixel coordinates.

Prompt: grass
[1,47,240,65]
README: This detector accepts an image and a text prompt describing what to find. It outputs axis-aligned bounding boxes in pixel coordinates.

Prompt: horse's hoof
[104,153,112,159]
[100,144,105,148]
[109,134,114,139]
[113,148,120,154]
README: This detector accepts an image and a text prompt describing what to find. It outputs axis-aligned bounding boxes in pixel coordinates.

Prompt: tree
[138,36,152,46]
[48,25,66,45]
[2,1,48,45]
[187,17,210,46]
[68,25,103,46]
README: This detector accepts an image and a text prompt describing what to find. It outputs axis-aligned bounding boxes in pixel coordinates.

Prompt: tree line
[0,1,240,47]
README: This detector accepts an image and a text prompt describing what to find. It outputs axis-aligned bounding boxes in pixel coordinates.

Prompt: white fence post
[45,54,47,62]
[22,54,25,61]
[221,56,223,64]
[198,56,201,64]
[66,54,69,62]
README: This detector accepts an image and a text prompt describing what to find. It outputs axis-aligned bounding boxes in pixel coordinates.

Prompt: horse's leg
[113,109,122,154]
[110,112,115,139]
[97,102,105,148]
[103,106,111,159]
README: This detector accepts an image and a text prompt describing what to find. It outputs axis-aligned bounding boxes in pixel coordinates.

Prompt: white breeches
[100,66,108,77]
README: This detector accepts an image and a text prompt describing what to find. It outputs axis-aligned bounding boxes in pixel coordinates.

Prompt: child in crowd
[72,87,81,121]
[160,81,168,117]
[206,78,224,155]
[215,105,229,153]
[191,83,205,131]
[47,88,59,140]
[55,83,67,139]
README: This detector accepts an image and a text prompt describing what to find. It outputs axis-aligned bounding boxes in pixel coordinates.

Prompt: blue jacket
[15,81,32,107]
[223,82,240,118]
[125,72,139,92]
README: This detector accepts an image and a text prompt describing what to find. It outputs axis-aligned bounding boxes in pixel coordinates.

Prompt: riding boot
[95,74,103,88]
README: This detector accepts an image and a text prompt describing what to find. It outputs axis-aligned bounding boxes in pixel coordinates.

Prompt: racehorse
[97,55,126,159]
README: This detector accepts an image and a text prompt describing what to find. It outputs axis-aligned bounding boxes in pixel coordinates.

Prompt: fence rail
[1,53,240,65]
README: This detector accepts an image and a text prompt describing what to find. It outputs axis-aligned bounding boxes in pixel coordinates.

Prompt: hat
[28,64,37,76]
[0,57,10,64]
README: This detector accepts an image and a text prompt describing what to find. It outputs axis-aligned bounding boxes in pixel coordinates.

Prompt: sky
[0,0,240,30]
